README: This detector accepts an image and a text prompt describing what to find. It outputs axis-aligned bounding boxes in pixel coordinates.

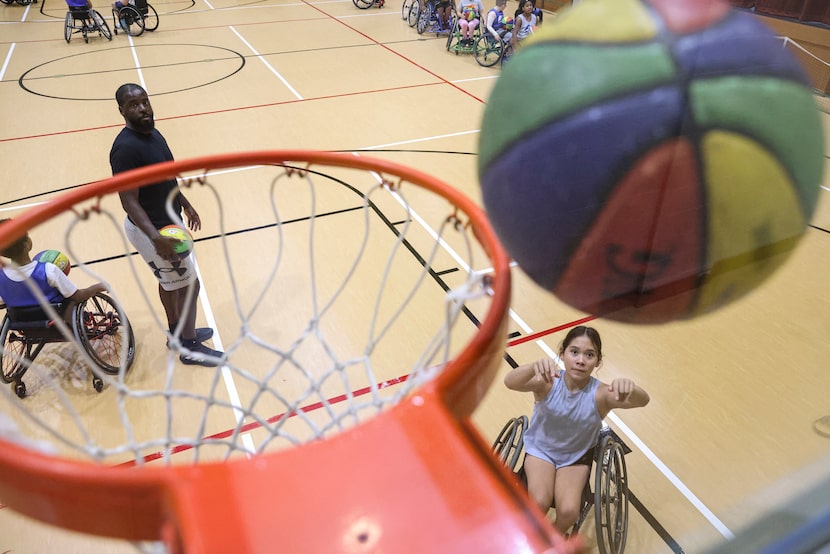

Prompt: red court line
[118,316,595,467]
[507,315,597,347]
[116,372,411,467]
[0,82,443,144]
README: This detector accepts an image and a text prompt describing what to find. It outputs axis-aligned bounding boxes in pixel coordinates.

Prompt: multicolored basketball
[478,0,824,324]
[159,225,193,258]
[34,250,71,276]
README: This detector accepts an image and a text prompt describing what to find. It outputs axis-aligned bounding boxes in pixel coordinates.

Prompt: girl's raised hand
[608,378,635,401]
[532,358,560,383]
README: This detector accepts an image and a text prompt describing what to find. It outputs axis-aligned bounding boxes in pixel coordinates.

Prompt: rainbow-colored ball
[478,0,824,324]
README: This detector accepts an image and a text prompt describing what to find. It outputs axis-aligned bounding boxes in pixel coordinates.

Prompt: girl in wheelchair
[455,0,484,46]
[0,219,106,320]
[510,0,540,49]
[504,326,649,535]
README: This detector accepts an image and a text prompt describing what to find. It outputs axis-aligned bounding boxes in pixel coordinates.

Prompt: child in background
[511,0,539,48]
[456,0,484,46]
[435,0,454,31]
[484,0,513,44]
[0,219,105,319]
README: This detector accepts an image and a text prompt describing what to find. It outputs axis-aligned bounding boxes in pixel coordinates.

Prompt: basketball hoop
[0,152,578,553]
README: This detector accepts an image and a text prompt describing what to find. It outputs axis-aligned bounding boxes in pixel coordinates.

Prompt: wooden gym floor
[1,0,829,552]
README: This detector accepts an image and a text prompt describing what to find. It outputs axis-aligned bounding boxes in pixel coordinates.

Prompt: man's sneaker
[179,342,224,367]
[167,327,214,349]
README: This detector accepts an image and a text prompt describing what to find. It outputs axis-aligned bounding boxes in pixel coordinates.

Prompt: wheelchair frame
[64,5,112,43]
[1,293,135,398]
[112,0,158,37]
[493,415,631,554]
[410,0,455,36]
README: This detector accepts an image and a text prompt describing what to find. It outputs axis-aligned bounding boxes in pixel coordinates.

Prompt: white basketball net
[0,157,497,468]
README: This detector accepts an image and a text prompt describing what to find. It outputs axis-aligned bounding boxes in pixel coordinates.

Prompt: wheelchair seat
[66,0,90,16]
[7,303,65,325]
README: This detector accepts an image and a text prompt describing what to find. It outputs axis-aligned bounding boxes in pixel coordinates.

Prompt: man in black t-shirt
[110,83,223,367]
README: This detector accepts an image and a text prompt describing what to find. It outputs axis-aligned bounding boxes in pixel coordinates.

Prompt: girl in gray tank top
[504,326,650,536]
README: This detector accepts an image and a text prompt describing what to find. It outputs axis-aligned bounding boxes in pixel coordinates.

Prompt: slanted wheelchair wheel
[406,1,419,27]
[594,435,629,554]
[401,0,412,20]
[64,12,73,42]
[0,317,27,385]
[119,5,145,36]
[474,34,503,67]
[72,293,135,376]
[91,10,112,40]
[445,20,455,50]
[143,2,158,31]
[501,42,514,65]
[352,0,374,9]
[492,415,528,472]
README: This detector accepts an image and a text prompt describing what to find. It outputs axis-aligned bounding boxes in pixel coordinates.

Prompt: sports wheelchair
[445,13,480,54]
[409,0,454,36]
[1,293,135,398]
[64,2,112,43]
[112,0,158,37]
[493,415,631,554]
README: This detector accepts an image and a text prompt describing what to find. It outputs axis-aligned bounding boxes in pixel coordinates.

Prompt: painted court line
[0,43,15,81]
[229,25,304,100]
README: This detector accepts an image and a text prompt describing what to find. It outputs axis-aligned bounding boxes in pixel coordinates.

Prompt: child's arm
[67,282,107,304]
[485,10,498,37]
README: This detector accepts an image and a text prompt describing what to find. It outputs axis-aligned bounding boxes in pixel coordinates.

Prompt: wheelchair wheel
[117,5,145,37]
[352,0,374,9]
[445,19,457,51]
[406,1,419,27]
[594,435,629,554]
[0,0,14,5]
[64,12,73,42]
[501,41,514,65]
[491,415,528,472]
[92,10,112,40]
[474,34,503,67]
[0,317,26,385]
[401,0,412,20]
[73,293,135,376]
[143,2,158,31]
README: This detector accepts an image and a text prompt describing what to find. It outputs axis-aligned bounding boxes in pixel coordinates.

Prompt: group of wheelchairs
[63,0,157,43]
[1,294,135,398]
[492,415,631,554]
[400,0,514,67]
[0,0,37,7]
